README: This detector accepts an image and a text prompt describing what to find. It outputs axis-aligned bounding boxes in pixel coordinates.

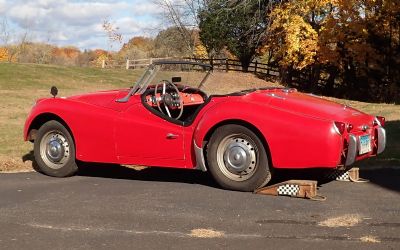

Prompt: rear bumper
[345,126,386,166]
[376,126,386,154]
[345,135,357,166]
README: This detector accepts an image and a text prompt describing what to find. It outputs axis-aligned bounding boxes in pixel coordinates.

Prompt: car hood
[67,89,130,108]
[247,89,368,122]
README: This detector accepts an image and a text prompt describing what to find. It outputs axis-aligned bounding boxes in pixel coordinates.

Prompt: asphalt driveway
[0,165,399,249]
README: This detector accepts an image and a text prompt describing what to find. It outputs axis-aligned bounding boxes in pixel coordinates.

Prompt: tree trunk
[280,66,293,86]
[324,66,337,96]
[240,57,251,72]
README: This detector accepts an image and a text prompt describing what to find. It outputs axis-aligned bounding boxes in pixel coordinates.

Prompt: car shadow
[77,162,220,188]
[23,151,339,190]
[359,168,400,192]
[22,154,400,193]
[268,168,348,189]
[264,167,400,194]
[22,150,219,189]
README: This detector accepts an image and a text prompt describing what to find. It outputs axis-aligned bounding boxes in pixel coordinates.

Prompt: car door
[115,102,186,167]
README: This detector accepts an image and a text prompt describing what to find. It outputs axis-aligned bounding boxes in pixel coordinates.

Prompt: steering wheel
[154,80,184,119]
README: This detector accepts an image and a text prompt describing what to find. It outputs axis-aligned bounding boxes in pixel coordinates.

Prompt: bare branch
[102,18,123,52]
[0,17,11,46]
[154,0,207,53]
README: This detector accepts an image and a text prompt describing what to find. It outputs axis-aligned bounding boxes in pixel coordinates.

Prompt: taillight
[334,121,346,135]
[374,116,385,127]
[347,124,353,132]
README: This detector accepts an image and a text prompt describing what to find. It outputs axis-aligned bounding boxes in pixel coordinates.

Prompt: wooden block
[255,180,319,199]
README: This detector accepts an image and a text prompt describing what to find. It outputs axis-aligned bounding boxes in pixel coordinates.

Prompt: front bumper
[345,126,386,166]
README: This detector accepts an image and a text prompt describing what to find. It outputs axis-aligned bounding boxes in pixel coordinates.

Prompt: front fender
[24,98,118,163]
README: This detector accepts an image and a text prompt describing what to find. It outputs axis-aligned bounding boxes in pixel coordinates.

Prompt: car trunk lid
[249,89,374,127]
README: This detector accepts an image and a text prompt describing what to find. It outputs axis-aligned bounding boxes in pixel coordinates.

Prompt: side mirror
[171,77,181,83]
[50,86,58,98]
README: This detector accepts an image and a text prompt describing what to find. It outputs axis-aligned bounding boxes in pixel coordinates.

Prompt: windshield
[133,61,212,95]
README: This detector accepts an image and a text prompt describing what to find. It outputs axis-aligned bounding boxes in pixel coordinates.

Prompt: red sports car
[24,61,386,191]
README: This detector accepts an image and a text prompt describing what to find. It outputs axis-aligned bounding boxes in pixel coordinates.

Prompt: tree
[154,27,193,57]
[198,2,227,59]
[199,0,279,71]
[0,47,9,62]
[0,17,30,63]
[154,0,207,55]
[119,36,154,60]
[260,0,400,102]
[263,1,323,70]
[51,46,81,65]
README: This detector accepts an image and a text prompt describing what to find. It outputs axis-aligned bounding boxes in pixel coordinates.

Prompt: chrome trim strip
[333,122,341,135]
[345,135,357,166]
[377,127,386,154]
[266,93,286,100]
[194,141,207,172]
[374,117,381,126]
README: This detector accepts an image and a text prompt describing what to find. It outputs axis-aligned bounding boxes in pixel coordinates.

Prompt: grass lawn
[0,62,398,172]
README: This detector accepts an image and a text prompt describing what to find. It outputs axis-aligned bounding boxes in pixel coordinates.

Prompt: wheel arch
[27,113,75,144]
[201,119,273,169]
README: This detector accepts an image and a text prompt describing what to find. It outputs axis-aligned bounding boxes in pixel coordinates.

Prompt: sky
[0,0,167,51]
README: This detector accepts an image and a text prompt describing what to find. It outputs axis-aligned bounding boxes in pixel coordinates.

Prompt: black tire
[34,120,78,177]
[206,124,272,191]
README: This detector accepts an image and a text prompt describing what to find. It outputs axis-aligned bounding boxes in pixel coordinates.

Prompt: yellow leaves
[283,16,319,69]
[95,53,110,68]
[266,2,320,69]
[0,47,8,62]
[262,0,394,69]
[0,47,16,63]
[193,43,208,59]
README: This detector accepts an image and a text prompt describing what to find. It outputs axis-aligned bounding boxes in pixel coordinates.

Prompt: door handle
[166,133,179,139]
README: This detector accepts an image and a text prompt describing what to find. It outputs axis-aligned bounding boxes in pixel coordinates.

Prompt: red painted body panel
[115,98,186,167]
[25,98,119,163]
[192,98,343,168]
[24,87,381,170]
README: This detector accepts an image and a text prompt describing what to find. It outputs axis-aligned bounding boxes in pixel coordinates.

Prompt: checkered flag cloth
[325,170,349,181]
[335,172,350,181]
[277,184,300,196]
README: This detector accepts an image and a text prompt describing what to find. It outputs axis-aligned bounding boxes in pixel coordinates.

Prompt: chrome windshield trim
[116,61,212,103]
[197,69,212,89]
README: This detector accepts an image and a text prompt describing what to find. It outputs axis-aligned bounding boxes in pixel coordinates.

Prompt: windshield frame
[116,60,213,103]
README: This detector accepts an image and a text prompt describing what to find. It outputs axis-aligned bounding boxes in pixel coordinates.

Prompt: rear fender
[194,101,343,168]
[194,101,267,148]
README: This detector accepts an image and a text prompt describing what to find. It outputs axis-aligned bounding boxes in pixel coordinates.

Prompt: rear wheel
[206,124,271,191]
[34,120,78,177]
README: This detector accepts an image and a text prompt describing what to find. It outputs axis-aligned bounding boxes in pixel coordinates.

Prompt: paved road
[0,165,399,250]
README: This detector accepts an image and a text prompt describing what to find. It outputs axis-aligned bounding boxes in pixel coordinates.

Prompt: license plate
[359,135,372,155]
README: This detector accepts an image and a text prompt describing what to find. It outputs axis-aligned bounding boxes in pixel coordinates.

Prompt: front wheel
[34,120,78,177]
[206,124,272,191]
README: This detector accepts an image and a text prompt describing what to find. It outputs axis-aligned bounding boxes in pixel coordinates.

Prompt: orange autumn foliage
[52,47,80,59]
[0,47,8,62]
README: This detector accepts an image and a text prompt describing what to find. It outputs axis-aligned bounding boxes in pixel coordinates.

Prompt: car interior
[141,77,209,125]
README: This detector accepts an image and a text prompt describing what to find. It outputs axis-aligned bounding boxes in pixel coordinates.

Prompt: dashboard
[145,90,205,108]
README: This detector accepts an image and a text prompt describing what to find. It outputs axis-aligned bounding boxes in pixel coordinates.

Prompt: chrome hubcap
[217,135,257,181]
[40,131,70,169]
[47,138,64,162]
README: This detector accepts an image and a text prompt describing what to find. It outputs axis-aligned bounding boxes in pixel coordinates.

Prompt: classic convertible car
[24,61,386,191]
